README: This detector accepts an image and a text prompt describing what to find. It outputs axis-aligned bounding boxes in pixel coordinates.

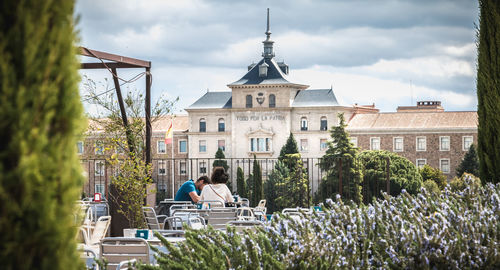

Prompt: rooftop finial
[265,8,271,40]
[262,8,275,59]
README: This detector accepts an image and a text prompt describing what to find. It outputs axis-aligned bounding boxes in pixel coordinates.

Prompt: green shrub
[0,1,85,269]
[420,164,447,190]
[450,172,482,192]
[422,180,440,194]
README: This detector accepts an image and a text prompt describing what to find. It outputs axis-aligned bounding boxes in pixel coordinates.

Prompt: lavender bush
[143,181,500,269]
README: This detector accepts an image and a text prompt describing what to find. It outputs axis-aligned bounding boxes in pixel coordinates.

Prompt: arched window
[269,94,276,108]
[218,118,225,132]
[199,118,206,132]
[246,95,253,108]
[301,117,308,131]
[320,116,328,131]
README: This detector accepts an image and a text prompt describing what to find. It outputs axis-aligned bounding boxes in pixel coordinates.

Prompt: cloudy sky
[75,0,479,113]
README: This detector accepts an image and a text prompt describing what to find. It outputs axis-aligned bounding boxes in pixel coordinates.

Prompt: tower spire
[262,8,274,59]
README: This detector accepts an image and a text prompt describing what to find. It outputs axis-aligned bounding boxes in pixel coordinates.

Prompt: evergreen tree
[275,154,310,209]
[252,155,263,206]
[236,167,247,199]
[265,160,289,213]
[317,113,363,204]
[456,144,480,177]
[279,132,299,162]
[419,164,447,190]
[213,148,231,191]
[0,1,85,269]
[477,0,500,184]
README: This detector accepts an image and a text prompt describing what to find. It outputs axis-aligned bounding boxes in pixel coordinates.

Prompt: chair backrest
[257,199,267,208]
[100,238,149,270]
[164,216,184,230]
[236,207,255,221]
[206,208,237,229]
[187,215,206,230]
[143,207,160,230]
[227,220,264,233]
[240,198,250,207]
[90,215,111,245]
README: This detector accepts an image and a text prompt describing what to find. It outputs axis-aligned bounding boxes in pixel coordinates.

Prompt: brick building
[347,101,477,179]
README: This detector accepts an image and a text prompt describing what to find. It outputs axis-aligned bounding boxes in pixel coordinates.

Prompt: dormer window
[301,117,308,131]
[269,94,276,108]
[199,118,206,132]
[259,62,269,77]
[246,95,253,108]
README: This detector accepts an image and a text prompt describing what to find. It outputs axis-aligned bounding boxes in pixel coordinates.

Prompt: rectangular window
[199,161,207,174]
[179,161,187,175]
[463,136,473,151]
[77,141,84,155]
[416,159,426,168]
[199,121,206,132]
[250,138,271,152]
[416,137,426,151]
[158,161,167,175]
[95,141,104,155]
[370,137,380,150]
[440,159,450,174]
[218,122,225,132]
[199,140,206,153]
[95,161,105,176]
[320,119,328,131]
[320,139,328,151]
[157,140,166,154]
[393,137,403,152]
[218,140,225,151]
[440,136,450,151]
[95,184,105,195]
[179,140,187,153]
[301,118,308,131]
[300,139,308,152]
[350,137,358,147]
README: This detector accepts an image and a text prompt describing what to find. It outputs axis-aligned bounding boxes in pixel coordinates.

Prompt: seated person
[200,167,234,206]
[174,176,210,203]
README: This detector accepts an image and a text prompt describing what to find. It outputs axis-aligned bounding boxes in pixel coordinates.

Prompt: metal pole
[145,67,152,165]
[111,68,134,154]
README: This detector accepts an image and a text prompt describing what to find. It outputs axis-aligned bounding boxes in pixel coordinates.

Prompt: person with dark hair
[200,167,234,206]
[174,176,211,203]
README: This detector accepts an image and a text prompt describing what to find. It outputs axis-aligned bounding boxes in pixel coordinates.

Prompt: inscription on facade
[236,113,285,121]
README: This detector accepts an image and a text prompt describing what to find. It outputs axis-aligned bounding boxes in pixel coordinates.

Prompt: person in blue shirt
[174,176,210,203]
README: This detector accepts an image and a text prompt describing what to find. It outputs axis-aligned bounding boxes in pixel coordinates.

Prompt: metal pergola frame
[79,47,153,165]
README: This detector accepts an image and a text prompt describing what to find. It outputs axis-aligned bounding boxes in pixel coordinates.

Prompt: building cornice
[347,127,477,135]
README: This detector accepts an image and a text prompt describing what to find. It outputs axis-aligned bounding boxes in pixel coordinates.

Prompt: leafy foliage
[108,152,152,228]
[477,0,500,184]
[143,183,500,269]
[450,173,482,192]
[358,150,423,201]
[456,144,480,177]
[422,180,440,195]
[420,164,447,190]
[317,113,363,203]
[0,1,85,268]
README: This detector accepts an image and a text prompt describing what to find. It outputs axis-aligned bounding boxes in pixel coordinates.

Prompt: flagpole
[170,117,175,199]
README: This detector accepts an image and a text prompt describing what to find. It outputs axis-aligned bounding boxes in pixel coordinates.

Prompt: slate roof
[292,89,340,107]
[347,111,478,131]
[229,58,292,85]
[187,91,232,109]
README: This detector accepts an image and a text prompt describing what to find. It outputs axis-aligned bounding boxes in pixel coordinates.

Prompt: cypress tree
[252,155,263,206]
[213,148,231,190]
[456,144,480,177]
[477,0,500,184]
[236,167,247,199]
[0,1,85,269]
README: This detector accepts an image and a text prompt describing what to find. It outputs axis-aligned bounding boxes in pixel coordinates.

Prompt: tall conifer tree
[252,155,263,206]
[477,0,500,184]
[0,1,85,269]
[456,144,480,177]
